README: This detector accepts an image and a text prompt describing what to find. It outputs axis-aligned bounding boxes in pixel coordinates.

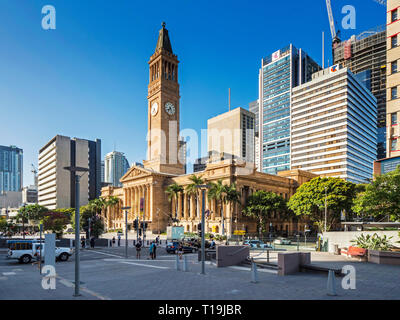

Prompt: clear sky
[0,0,385,186]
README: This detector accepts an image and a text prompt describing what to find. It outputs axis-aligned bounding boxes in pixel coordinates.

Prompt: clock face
[151,102,159,116]
[165,102,175,115]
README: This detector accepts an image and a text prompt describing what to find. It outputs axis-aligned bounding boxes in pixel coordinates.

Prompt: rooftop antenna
[322,31,325,69]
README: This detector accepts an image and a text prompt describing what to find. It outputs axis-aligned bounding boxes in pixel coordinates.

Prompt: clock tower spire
[143,23,185,175]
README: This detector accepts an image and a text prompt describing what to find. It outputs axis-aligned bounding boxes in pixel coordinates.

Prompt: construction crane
[372,0,386,6]
[325,0,341,48]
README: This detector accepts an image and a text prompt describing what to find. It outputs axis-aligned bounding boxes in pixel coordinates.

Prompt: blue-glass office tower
[0,145,23,192]
[258,45,320,174]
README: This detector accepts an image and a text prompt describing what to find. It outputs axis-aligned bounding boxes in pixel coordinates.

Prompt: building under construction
[333,25,387,159]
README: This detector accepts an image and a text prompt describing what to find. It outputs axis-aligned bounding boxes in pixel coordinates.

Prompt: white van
[7,240,73,264]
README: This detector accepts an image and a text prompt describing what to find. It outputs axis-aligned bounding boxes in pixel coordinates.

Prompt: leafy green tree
[243,190,287,238]
[41,211,72,238]
[208,180,226,223]
[106,196,120,229]
[165,183,184,221]
[0,217,8,233]
[352,165,400,221]
[288,177,357,232]
[223,183,241,234]
[72,204,104,238]
[185,174,205,218]
[15,204,48,237]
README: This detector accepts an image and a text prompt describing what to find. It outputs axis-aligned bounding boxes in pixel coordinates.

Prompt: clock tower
[143,23,185,175]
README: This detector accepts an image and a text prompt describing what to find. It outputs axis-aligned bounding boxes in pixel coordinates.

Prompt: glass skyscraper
[0,145,23,192]
[258,44,320,174]
[104,151,130,187]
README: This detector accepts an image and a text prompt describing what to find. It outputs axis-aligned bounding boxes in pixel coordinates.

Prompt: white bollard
[183,255,188,272]
[175,253,181,271]
[251,259,259,283]
[327,270,337,296]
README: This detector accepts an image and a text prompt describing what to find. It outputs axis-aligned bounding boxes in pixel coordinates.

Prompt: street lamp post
[122,206,131,259]
[21,203,26,239]
[196,184,210,275]
[64,166,89,297]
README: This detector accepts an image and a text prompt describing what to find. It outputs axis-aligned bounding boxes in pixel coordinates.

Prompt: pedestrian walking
[135,241,142,259]
[117,233,121,247]
[112,237,115,247]
[90,237,95,249]
[156,236,159,244]
[81,236,86,249]
[152,241,157,259]
[149,242,154,260]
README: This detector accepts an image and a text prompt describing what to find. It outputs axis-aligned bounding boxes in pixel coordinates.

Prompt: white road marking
[12,269,23,272]
[2,272,16,276]
[120,261,169,269]
[56,275,111,300]
[0,276,8,280]
[228,266,277,274]
[88,250,124,259]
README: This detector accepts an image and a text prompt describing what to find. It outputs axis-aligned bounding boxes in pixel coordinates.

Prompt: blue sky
[0,0,385,185]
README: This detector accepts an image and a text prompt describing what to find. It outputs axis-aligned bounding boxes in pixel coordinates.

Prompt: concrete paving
[0,247,399,300]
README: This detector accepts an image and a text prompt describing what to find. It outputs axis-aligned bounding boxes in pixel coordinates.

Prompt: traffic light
[133,220,138,230]
[140,222,144,229]
[144,222,148,230]
[139,228,142,236]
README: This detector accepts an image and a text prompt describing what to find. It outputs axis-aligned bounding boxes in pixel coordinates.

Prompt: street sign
[234,230,246,235]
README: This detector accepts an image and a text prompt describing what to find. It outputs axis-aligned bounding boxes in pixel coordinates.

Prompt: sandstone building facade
[101,23,317,237]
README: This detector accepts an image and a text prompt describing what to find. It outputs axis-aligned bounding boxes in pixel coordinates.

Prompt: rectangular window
[392,113,398,125]
[392,86,398,100]
[391,139,398,151]
[392,9,398,23]
[392,35,398,48]
[392,61,398,74]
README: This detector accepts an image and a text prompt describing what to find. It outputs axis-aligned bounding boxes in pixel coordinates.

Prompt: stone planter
[368,249,400,265]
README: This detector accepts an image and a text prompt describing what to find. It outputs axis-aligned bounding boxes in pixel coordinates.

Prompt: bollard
[267,250,270,263]
[183,255,188,272]
[175,253,181,271]
[251,259,259,283]
[133,240,136,246]
[327,270,337,296]
[147,240,149,246]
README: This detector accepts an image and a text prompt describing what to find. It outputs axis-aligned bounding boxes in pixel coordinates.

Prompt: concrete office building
[0,145,23,193]
[333,26,387,159]
[259,45,320,175]
[249,100,260,171]
[291,66,377,184]
[386,1,400,158]
[22,185,38,204]
[38,135,101,209]
[207,107,255,165]
[104,151,130,187]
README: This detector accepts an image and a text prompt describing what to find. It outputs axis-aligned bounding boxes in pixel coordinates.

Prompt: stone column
[183,193,188,220]
[190,194,195,220]
[177,193,182,220]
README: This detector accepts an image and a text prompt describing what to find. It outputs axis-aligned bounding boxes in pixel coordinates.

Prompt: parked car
[166,241,197,254]
[274,237,292,245]
[6,240,73,264]
[243,240,271,249]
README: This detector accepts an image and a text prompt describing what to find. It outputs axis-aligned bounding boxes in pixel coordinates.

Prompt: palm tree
[185,175,205,220]
[106,196,120,230]
[165,183,184,223]
[223,183,241,234]
[208,180,226,234]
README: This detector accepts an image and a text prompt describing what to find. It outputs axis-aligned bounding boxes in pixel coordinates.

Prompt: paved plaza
[0,245,399,300]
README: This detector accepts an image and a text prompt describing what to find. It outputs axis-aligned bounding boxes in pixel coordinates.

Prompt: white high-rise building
[38,135,101,209]
[291,66,377,184]
[104,151,130,187]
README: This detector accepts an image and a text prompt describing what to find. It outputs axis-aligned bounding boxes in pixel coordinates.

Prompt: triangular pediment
[120,166,155,183]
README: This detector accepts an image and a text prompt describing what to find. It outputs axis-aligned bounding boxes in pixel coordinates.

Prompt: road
[1,247,400,300]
